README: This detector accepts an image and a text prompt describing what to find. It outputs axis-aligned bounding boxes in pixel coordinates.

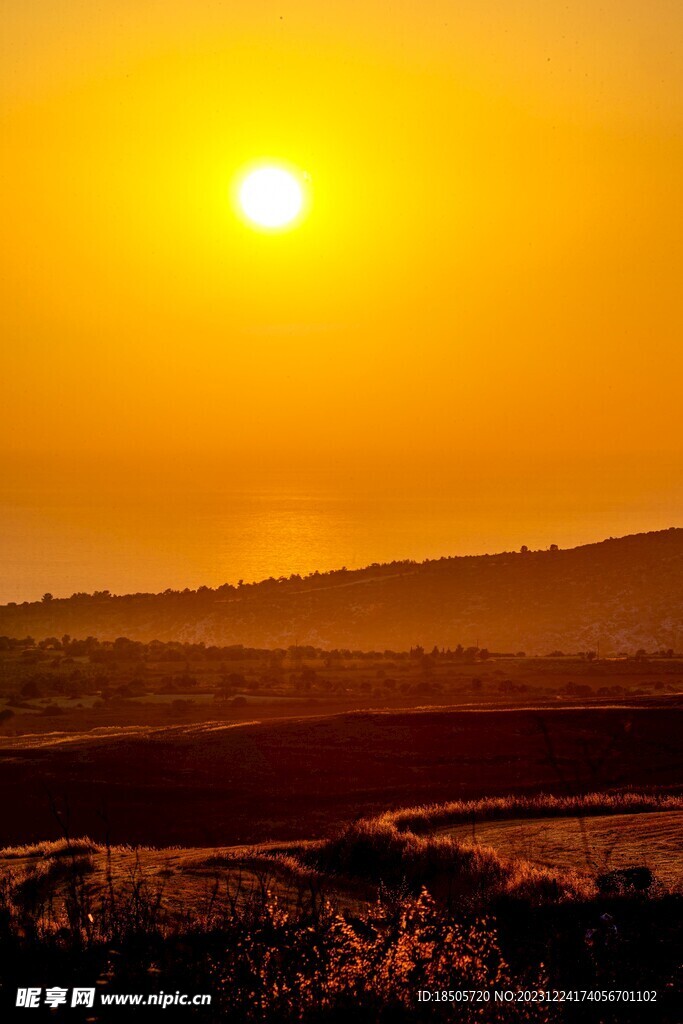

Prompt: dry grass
[292,791,683,909]
[3,791,676,919]
[441,811,683,887]
[377,790,683,834]
[0,836,100,859]
[1,834,679,1022]
[302,818,593,905]
[0,836,345,932]
[0,867,559,1022]
[1,802,681,1020]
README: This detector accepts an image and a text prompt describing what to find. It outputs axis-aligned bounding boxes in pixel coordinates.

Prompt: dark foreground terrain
[0,702,682,847]
[1,793,681,1022]
[0,651,681,1022]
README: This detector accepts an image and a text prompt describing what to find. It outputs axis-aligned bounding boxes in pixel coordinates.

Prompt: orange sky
[1,1,683,598]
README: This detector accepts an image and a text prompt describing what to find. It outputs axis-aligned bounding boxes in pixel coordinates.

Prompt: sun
[238,166,305,229]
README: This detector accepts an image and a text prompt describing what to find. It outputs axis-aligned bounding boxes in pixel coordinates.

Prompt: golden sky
[2,1,683,597]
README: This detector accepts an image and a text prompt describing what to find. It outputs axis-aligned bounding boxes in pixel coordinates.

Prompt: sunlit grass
[1,794,682,1020]
[376,790,683,833]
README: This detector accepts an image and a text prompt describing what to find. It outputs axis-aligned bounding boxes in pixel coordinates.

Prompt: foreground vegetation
[1,791,681,1020]
[0,860,679,1021]
[0,861,561,1021]
[377,791,683,833]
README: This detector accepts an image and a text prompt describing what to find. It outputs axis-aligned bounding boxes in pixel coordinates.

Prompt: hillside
[1,528,683,652]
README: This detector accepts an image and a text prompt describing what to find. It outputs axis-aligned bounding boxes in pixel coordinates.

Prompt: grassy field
[0,836,349,924]
[439,810,683,885]
[4,792,681,929]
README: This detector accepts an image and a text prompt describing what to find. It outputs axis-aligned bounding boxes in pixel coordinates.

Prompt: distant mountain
[2,529,683,653]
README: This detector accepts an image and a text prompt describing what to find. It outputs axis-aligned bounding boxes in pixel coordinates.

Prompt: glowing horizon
[1,0,682,600]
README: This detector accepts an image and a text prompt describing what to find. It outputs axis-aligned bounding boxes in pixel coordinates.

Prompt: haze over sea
[2,460,681,605]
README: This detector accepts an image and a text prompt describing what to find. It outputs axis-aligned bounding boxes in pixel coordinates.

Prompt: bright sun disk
[239,167,304,228]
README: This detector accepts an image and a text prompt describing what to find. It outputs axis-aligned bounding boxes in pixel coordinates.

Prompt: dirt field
[440,809,683,886]
[0,702,681,848]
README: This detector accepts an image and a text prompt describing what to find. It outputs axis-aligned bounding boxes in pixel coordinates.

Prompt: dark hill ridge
[2,528,683,652]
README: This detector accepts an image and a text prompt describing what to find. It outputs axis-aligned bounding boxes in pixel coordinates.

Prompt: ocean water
[0,479,676,605]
